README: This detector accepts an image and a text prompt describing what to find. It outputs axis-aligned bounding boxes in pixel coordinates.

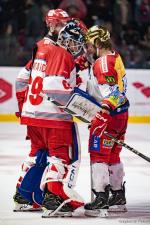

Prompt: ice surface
[0,122,150,225]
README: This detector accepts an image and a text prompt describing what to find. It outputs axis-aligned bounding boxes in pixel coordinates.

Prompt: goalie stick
[43,88,150,205]
[47,96,90,123]
[44,87,101,123]
[44,89,150,163]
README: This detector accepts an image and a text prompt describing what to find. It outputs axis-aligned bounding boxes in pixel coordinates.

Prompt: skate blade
[13,203,42,212]
[108,205,127,212]
[84,209,108,217]
[42,208,72,218]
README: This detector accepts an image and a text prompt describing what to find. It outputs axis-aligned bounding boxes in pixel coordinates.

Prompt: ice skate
[84,185,110,217]
[13,190,42,212]
[42,190,73,218]
[108,182,127,212]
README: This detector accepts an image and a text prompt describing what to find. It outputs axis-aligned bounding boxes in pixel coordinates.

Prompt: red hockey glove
[15,111,21,118]
[15,99,24,118]
[90,111,111,137]
[75,54,88,71]
[16,90,26,117]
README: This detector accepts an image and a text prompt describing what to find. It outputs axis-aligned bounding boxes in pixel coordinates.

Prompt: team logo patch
[105,76,115,83]
[103,139,114,147]
[90,135,100,152]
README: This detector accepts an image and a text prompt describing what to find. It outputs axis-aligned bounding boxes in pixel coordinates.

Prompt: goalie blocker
[46,87,129,123]
[47,87,101,123]
[58,88,149,162]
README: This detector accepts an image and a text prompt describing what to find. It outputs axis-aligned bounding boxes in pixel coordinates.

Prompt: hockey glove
[15,101,24,118]
[90,111,111,137]
[15,90,26,118]
[75,54,89,71]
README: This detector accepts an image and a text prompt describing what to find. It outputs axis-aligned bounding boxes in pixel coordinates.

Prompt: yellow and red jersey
[93,51,129,111]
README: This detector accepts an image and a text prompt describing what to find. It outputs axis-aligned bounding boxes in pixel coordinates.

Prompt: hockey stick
[42,198,72,217]
[104,132,150,163]
[40,92,87,122]
[89,132,150,201]
[45,94,150,163]
[47,96,90,123]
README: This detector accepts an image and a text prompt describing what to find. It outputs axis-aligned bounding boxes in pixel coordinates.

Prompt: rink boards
[0,67,150,123]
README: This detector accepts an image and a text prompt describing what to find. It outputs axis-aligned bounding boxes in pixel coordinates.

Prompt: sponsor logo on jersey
[103,139,113,147]
[90,135,100,152]
[105,76,115,83]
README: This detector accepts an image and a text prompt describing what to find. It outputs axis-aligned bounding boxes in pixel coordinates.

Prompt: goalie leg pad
[40,156,84,209]
[16,156,36,188]
[18,149,48,205]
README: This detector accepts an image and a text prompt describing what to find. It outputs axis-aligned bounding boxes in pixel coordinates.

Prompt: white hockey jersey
[15,37,76,129]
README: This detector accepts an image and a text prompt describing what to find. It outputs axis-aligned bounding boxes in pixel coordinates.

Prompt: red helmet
[45,9,70,27]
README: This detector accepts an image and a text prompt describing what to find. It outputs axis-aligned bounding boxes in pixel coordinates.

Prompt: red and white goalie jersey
[15,36,76,129]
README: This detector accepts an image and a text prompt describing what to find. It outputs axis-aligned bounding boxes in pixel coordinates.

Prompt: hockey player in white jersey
[13,8,71,212]
[13,10,85,217]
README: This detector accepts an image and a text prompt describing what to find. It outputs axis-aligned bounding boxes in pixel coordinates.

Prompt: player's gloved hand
[90,109,111,137]
[15,100,24,118]
[75,54,88,71]
[15,111,21,118]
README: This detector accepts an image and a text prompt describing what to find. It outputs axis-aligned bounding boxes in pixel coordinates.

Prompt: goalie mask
[45,9,70,35]
[86,25,110,48]
[57,21,85,56]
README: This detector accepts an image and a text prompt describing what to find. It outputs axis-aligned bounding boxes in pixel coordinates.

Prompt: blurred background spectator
[0,0,150,68]
[58,0,87,20]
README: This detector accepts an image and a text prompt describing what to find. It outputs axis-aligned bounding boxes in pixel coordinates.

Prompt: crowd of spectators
[0,0,150,68]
